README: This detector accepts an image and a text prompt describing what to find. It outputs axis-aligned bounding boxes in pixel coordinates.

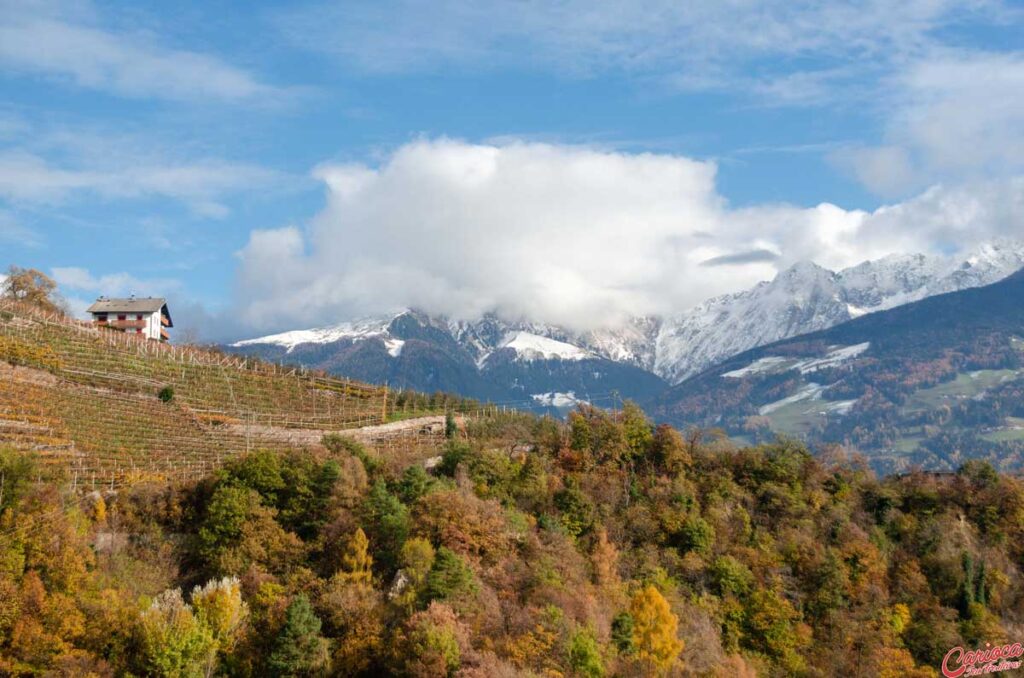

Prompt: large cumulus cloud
[234,138,1024,333]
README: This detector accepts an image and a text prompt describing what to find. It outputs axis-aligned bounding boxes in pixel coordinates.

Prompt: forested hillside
[3,404,1022,676]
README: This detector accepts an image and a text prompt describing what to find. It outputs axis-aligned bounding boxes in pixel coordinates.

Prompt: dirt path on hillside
[223,414,454,448]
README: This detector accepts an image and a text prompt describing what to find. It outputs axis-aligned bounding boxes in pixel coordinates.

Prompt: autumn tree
[630,585,683,674]
[137,589,217,678]
[395,537,435,609]
[339,528,373,584]
[393,602,467,677]
[191,577,248,658]
[1,266,64,314]
[590,527,620,587]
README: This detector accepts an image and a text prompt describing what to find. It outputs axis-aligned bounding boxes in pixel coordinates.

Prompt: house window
[95,313,107,321]
[137,314,144,320]
[118,314,126,321]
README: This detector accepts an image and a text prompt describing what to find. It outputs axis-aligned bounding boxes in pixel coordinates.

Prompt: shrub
[157,386,175,403]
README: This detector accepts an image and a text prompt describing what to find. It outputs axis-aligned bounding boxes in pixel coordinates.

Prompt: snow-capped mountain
[650,266,1024,473]
[653,239,1024,382]
[227,310,666,411]
[228,240,1024,404]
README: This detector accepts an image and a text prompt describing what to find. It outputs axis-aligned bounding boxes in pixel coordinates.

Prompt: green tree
[0,447,37,514]
[396,538,435,608]
[138,590,217,678]
[425,547,476,603]
[568,626,604,677]
[710,556,753,597]
[679,516,714,555]
[398,465,433,505]
[611,612,634,655]
[569,410,593,452]
[196,485,262,569]
[362,480,411,571]
[196,484,302,576]
[554,477,596,538]
[266,595,329,677]
[958,552,976,616]
[621,401,653,459]
[742,588,808,672]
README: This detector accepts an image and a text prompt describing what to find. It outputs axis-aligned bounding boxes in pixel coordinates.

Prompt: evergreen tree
[266,595,328,677]
[975,560,987,607]
[958,552,976,617]
[362,480,411,572]
[425,547,476,602]
[611,612,634,655]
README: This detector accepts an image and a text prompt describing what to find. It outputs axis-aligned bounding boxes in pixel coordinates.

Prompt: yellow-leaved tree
[630,585,683,674]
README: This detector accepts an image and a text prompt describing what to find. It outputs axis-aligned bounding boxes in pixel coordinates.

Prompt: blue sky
[2,0,1023,338]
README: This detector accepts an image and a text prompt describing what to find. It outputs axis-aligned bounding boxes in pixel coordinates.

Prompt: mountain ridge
[228,240,1024,409]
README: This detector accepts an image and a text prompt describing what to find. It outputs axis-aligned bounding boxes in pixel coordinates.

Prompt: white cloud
[0,150,283,217]
[836,50,1024,195]
[0,1,281,102]
[279,0,1003,101]
[51,266,181,298]
[233,138,1024,333]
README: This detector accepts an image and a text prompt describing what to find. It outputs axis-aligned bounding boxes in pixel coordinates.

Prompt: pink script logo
[942,643,1024,677]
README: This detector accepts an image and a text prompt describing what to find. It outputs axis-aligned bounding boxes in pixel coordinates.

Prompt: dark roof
[86,297,173,327]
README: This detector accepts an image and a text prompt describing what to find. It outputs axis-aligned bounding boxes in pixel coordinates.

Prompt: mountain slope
[650,266,1024,473]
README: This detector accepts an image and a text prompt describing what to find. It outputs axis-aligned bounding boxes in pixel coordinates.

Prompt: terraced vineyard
[0,301,453,487]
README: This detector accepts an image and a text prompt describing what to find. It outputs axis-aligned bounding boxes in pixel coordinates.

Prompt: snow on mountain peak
[229,240,1024,390]
[231,315,395,352]
[498,331,591,362]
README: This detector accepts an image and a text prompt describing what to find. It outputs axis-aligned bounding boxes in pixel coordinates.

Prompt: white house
[87,296,172,341]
